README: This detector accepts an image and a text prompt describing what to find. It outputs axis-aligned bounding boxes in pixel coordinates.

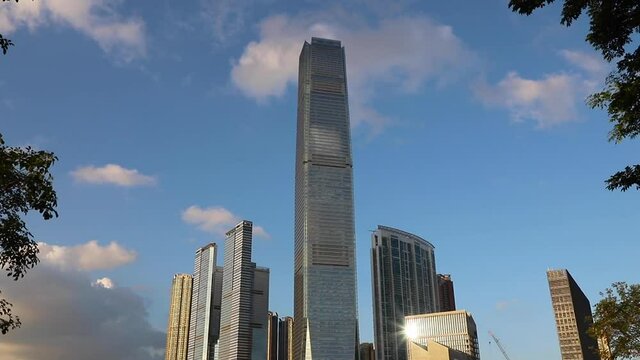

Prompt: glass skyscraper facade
[293,37,358,360]
[218,220,269,360]
[165,273,193,360]
[371,226,438,360]
[187,244,223,360]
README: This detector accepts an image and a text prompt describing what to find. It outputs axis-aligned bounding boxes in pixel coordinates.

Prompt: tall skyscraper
[371,226,439,360]
[165,274,193,360]
[404,310,480,360]
[294,37,358,360]
[278,316,294,360]
[268,312,280,360]
[187,244,223,360]
[218,220,270,360]
[438,274,456,312]
[547,269,601,360]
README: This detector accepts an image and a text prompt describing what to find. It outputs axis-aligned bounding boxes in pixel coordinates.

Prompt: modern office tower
[359,343,375,360]
[165,274,193,360]
[404,310,480,360]
[268,312,280,360]
[187,244,223,360]
[547,269,601,360]
[293,37,358,360]
[371,226,439,360]
[438,274,456,312]
[252,266,270,359]
[278,316,294,360]
[218,220,270,360]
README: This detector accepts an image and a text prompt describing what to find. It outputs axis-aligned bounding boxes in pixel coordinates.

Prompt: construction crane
[488,331,512,360]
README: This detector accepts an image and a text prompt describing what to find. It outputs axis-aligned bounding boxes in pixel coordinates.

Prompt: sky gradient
[1,1,639,359]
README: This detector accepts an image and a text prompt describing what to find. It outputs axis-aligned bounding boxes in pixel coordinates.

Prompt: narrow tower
[187,244,223,360]
[218,220,270,360]
[294,37,358,360]
[547,269,601,360]
[165,274,193,360]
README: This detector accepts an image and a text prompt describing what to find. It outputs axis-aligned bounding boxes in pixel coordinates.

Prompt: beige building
[405,310,480,360]
[165,274,193,360]
[408,340,473,360]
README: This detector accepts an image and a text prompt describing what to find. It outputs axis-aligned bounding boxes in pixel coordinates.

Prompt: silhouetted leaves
[509,0,640,191]
[1,0,23,56]
[0,132,58,334]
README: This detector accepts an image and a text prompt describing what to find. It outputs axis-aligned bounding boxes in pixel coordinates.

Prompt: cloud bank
[39,240,137,271]
[71,164,156,187]
[231,14,472,136]
[0,0,146,61]
[0,266,164,360]
[182,205,270,239]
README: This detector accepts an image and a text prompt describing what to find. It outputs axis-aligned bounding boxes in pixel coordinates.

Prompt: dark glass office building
[293,37,359,359]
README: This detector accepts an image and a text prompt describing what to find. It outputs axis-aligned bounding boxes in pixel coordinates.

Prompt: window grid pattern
[371,226,439,360]
[404,311,480,360]
[294,37,358,360]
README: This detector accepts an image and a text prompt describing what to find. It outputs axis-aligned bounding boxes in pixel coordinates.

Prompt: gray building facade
[371,226,439,360]
[547,269,600,360]
[293,37,358,360]
[218,220,269,360]
[187,244,223,360]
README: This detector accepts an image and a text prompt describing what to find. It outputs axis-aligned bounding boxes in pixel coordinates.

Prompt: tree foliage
[509,0,640,191]
[589,282,640,360]
[1,0,21,55]
[0,132,58,334]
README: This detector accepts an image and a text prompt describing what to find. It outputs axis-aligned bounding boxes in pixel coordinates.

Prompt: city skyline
[2,1,639,359]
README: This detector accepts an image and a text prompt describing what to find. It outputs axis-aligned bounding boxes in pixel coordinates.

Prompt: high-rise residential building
[218,220,270,360]
[547,269,601,360]
[404,310,480,360]
[165,274,193,360]
[438,274,456,312]
[187,244,223,360]
[278,316,294,360]
[293,37,358,360]
[371,226,439,360]
[268,312,280,360]
[359,343,375,360]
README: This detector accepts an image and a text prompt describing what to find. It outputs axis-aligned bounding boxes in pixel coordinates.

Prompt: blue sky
[1,0,639,359]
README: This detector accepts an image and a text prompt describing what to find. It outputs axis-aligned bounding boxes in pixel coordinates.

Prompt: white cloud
[0,266,164,359]
[474,49,608,128]
[474,71,583,128]
[0,0,145,61]
[560,49,608,79]
[39,240,137,271]
[231,14,472,136]
[92,277,115,289]
[182,205,270,239]
[71,164,156,187]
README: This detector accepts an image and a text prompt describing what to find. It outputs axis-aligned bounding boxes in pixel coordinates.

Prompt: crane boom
[488,331,512,360]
